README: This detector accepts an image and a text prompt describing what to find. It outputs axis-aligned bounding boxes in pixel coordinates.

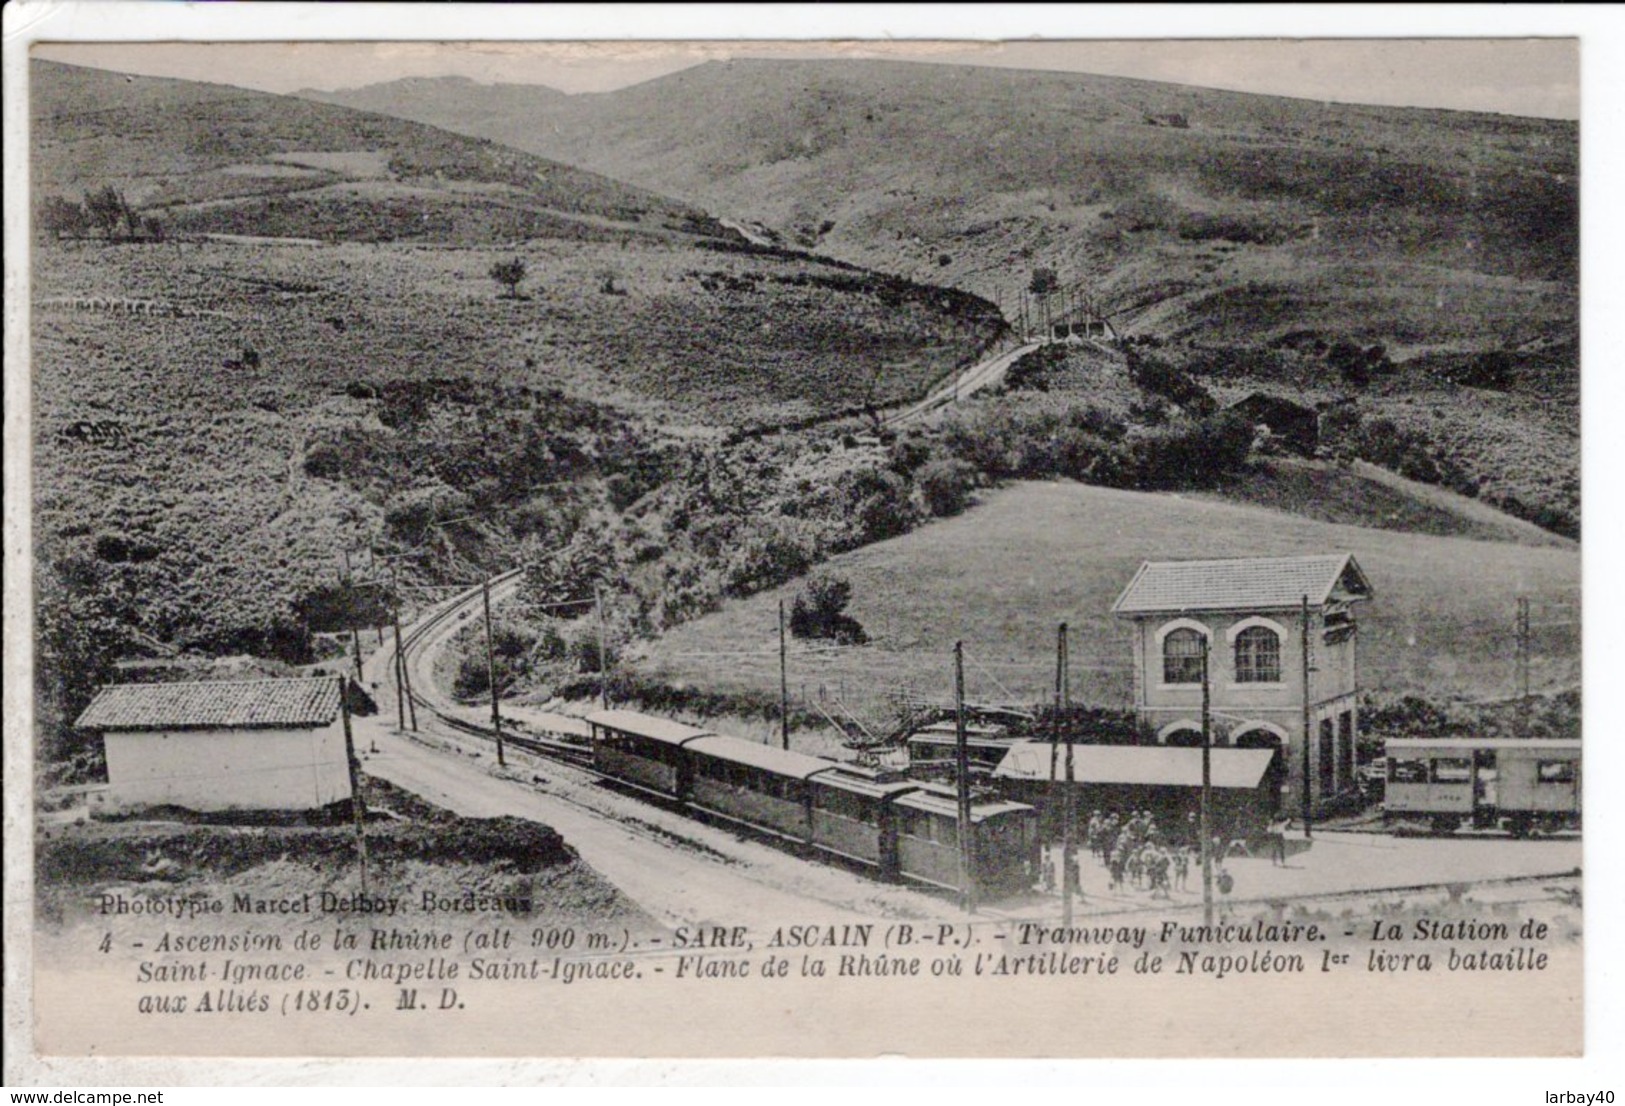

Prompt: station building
[1111,553,1374,815]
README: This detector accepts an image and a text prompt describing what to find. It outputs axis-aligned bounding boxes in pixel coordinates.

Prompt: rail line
[379,568,596,768]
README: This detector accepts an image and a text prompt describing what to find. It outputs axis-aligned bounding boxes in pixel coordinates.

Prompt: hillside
[32,59,719,245]
[305,59,1577,349]
[29,60,1003,745]
[636,481,1580,718]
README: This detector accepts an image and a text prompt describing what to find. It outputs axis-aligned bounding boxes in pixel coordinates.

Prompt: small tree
[84,185,133,239]
[40,195,90,240]
[1028,265,1060,296]
[917,458,977,517]
[789,573,867,644]
[490,256,527,299]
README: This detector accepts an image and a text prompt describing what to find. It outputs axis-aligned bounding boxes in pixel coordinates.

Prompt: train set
[586,709,1041,898]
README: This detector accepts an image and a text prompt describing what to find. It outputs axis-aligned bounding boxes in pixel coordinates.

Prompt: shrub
[489,256,527,299]
[1126,347,1216,415]
[917,458,978,517]
[1129,412,1254,490]
[789,573,867,644]
[1003,345,1065,392]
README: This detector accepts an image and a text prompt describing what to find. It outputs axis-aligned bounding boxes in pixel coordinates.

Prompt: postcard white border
[5,1,1622,1092]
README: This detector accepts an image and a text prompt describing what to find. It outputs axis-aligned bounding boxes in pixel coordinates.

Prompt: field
[634,481,1580,722]
[35,777,655,935]
[308,59,1576,349]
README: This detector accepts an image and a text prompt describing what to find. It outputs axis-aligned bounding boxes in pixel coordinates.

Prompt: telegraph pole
[1200,637,1214,927]
[1301,594,1313,839]
[391,594,416,732]
[482,577,505,768]
[595,585,610,710]
[1060,623,1076,928]
[953,642,977,915]
[341,552,363,681]
[1048,628,1063,887]
[1516,596,1532,739]
[779,599,791,751]
[338,674,368,895]
[390,600,406,733]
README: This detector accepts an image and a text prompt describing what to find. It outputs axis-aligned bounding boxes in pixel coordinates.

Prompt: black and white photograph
[4,3,1616,1088]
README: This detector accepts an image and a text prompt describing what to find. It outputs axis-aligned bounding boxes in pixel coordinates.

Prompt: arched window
[1162,628,1206,684]
[1234,625,1282,683]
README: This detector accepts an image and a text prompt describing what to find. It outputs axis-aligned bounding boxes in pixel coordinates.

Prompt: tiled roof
[76,678,344,731]
[1112,554,1371,615]
[994,742,1276,789]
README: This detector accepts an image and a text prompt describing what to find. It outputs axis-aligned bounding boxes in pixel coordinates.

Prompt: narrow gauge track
[380,569,594,767]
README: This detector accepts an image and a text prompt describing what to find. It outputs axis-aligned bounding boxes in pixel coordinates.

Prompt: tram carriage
[588,709,711,797]
[893,784,1040,898]
[1383,737,1580,835]
[684,735,831,841]
[585,709,1040,896]
[809,766,919,877]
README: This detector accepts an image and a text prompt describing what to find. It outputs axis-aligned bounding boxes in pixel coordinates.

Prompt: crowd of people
[1037,807,1257,901]
[1087,809,1193,899]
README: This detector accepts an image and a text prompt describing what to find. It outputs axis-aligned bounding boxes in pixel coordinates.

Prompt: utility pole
[482,577,505,769]
[953,642,977,915]
[779,599,791,751]
[391,591,416,732]
[1516,596,1532,739]
[1301,594,1313,839]
[1200,637,1214,927]
[341,552,363,681]
[1048,630,1063,886]
[338,675,368,895]
[390,599,406,733]
[595,585,610,710]
[1060,623,1076,928]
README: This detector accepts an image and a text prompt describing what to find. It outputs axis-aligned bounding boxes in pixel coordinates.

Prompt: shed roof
[76,678,343,732]
[685,735,839,781]
[1112,553,1372,615]
[993,742,1275,789]
[585,709,712,747]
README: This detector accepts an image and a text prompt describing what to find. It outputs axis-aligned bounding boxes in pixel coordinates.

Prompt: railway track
[373,569,596,768]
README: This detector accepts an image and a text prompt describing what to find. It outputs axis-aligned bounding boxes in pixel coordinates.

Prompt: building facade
[76,677,353,813]
[1112,553,1374,816]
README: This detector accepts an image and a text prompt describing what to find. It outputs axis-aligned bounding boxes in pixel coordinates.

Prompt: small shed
[992,741,1278,841]
[1225,392,1319,456]
[76,678,352,813]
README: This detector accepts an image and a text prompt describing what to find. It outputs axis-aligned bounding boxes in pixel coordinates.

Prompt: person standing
[1269,812,1290,867]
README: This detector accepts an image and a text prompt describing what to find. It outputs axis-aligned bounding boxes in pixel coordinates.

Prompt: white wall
[104,721,352,812]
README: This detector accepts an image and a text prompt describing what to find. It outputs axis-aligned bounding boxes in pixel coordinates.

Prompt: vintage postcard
[4,4,1611,1086]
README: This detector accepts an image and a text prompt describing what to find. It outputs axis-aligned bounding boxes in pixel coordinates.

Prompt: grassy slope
[636,481,1579,719]
[30,61,1000,658]
[305,59,1576,349]
[32,59,711,244]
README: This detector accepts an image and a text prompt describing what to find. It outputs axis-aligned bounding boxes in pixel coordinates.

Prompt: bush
[789,573,867,644]
[1129,412,1255,490]
[1003,345,1065,392]
[1126,348,1216,415]
[489,257,527,298]
[917,458,978,517]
